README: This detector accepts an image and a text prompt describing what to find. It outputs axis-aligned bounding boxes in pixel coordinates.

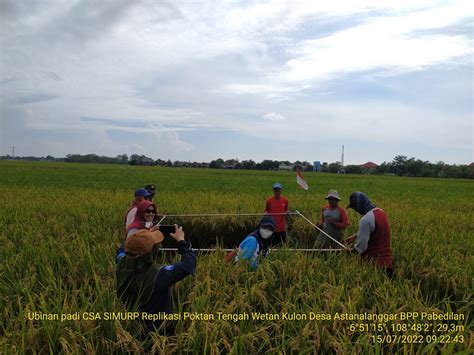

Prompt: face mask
[259,228,273,239]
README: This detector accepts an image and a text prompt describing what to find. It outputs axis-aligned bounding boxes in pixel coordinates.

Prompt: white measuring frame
[156,209,349,252]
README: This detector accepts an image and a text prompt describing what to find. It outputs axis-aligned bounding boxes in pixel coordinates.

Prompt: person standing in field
[315,190,349,249]
[116,223,196,336]
[346,191,394,278]
[264,183,289,246]
[225,216,276,270]
[125,188,152,231]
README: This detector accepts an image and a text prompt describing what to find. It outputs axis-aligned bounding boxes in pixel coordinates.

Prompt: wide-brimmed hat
[325,190,340,200]
[125,229,164,259]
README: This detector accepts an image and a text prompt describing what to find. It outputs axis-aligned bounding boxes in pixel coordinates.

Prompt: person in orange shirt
[315,190,349,249]
[264,182,289,246]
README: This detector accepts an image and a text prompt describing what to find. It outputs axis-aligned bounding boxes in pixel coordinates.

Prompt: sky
[0,0,473,165]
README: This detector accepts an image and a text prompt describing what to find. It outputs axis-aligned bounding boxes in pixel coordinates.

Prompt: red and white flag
[296,170,309,190]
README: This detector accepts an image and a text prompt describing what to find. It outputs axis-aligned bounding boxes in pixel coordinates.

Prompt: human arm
[317,207,325,229]
[125,207,137,229]
[156,225,197,287]
[264,199,270,213]
[354,212,375,253]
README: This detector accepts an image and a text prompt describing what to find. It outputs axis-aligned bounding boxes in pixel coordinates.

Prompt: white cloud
[0,0,472,163]
[263,113,286,121]
[280,3,472,83]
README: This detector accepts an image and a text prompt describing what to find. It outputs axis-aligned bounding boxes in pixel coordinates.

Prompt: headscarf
[127,200,156,232]
[347,191,376,215]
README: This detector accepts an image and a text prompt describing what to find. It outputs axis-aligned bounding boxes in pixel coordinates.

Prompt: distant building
[223,159,239,169]
[313,161,321,172]
[469,162,474,171]
[360,161,378,174]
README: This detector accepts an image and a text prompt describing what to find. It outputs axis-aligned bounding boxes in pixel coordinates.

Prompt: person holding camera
[116,218,196,336]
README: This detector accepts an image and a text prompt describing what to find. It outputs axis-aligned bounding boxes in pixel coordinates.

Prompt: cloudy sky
[1,0,472,164]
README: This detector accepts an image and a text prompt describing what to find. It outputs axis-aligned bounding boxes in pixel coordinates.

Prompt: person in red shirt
[315,190,349,249]
[264,182,289,246]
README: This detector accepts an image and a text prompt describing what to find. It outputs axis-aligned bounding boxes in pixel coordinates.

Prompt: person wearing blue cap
[264,183,289,246]
[225,216,276,270]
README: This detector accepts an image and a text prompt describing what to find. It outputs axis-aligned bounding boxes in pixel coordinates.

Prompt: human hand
[150,225,161,232]
[170,224,185,242]
[346,234,357,244]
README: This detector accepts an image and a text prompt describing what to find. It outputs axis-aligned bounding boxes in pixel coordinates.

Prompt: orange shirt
[265,196,289,232]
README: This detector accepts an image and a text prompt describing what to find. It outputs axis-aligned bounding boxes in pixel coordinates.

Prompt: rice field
[0,160,472,353]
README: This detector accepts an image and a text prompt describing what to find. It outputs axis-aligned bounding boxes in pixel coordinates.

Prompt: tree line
[1,153,472,179]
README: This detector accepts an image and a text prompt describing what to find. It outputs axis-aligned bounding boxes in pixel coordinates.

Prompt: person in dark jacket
[226,216,276,270]
[116,224,197,335]
[346,191,394,278]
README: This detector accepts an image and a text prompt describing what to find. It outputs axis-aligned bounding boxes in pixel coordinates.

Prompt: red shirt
[265,196,289,232]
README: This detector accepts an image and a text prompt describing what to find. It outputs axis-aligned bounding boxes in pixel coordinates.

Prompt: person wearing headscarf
[126,200,159,240]
[346,192,394,278]
[124,188,153,240]
[225,216,276,270]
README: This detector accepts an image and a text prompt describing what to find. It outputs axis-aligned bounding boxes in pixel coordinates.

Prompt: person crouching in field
[346,192,394,279]
[315,190,349,249]
[225,216,276,270]
[116,223,197,336]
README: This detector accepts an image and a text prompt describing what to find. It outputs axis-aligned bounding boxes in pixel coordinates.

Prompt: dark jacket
[116,240,196,318]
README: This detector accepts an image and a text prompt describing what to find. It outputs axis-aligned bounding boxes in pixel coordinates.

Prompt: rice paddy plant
[0,161,472,353]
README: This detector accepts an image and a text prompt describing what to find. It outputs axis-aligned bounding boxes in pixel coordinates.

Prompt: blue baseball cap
[259,216,276,229]
[272,182,283,190]
[135,188,151,198]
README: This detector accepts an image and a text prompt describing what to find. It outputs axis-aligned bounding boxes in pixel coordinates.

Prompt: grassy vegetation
[1,161,472,353]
